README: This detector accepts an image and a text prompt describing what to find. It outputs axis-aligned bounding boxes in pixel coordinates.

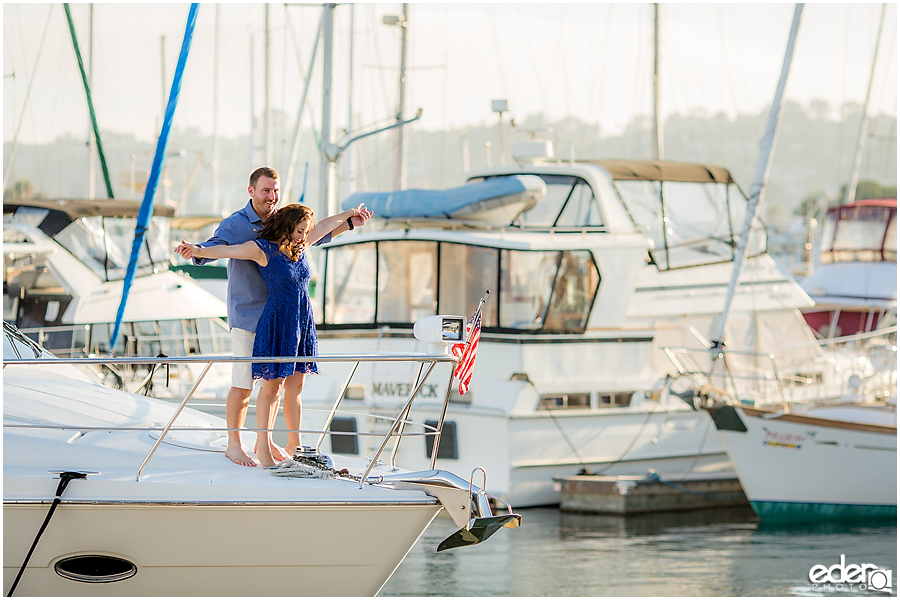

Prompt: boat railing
[662,330,897,409]
[3,352,459,486]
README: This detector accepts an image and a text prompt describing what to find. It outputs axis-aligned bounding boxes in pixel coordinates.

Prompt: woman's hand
[348,203,374,228]
[174,240,199,259]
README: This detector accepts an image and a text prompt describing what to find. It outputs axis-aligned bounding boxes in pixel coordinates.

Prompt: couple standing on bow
[174,167,372,469]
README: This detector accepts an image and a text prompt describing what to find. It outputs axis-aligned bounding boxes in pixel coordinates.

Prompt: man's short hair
[249,166,280,188]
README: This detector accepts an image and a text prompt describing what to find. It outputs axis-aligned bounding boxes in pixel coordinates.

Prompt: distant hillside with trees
[4,99,895,232]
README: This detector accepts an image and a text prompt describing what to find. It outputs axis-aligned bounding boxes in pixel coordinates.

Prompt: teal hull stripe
[751,500,897,522]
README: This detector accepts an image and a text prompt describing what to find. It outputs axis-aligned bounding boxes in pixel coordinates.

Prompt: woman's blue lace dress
[251,239,318,380]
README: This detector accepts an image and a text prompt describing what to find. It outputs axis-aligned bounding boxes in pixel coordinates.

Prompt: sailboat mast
[393,4,409,190]
[213,4,220,214]
[844,3,887,205]
[89,4,96,198]
[320,3,336,216]
[652,3,663,160]
[265,5,272,166]
[345,4,355,198]
[709,3,804,348]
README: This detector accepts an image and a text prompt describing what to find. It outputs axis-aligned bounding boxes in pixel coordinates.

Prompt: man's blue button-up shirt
[194,201,331,333]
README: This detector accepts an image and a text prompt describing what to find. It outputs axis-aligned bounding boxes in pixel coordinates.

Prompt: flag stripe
[454,310,481,395]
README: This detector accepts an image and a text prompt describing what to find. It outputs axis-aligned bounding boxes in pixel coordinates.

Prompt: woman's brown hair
[258,204,315,261]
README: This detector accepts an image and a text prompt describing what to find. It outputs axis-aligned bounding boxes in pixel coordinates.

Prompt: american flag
[452,309,482,396]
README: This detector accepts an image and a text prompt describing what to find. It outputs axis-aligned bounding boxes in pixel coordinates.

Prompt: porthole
[54,555,137,583]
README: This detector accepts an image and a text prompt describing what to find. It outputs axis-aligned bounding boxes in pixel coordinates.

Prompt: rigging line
[628,4,648,158]
[544,410,592,474]
[63,3,115,199]
[367,4,392,142]
[516,5,548,115]
[556,4,576,116]
[286,9,321,149]
[592,4,614,124]
[838,4,851,180]
[281,4,289,156]
[3,4,54,195]
[871,23,896,183]
[721,6,751,167]
[486,4,509,100]
[439,3,449,187]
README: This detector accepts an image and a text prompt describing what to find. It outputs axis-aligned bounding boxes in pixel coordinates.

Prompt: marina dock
[555,472,749,515]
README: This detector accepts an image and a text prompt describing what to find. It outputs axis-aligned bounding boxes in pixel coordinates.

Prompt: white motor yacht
[3,198,233,398]
[286,148,868,507]
[3,318,520,596]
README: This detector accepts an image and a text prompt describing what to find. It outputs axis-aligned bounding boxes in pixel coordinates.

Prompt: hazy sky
[3,2,897,149]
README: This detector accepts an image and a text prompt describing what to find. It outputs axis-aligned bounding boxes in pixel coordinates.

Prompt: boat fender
[7,472,89,596]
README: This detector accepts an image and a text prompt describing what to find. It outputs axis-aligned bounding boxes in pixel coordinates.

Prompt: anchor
[373,467,521,551]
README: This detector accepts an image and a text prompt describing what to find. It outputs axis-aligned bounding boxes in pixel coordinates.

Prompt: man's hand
[350,203,374,228]
[174,240,197,260]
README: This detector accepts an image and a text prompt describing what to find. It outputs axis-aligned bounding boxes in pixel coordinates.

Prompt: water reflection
[380,507,897,597]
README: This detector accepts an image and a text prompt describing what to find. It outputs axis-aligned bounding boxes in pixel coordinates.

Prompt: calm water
[380,507,897,597]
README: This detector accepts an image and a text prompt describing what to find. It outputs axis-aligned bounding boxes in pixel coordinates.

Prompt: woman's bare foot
[254,440,290,462]
[225,443,259,467]
[270,443,291,461]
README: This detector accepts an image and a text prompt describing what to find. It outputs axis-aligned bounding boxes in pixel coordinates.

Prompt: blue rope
[110,4,199,352]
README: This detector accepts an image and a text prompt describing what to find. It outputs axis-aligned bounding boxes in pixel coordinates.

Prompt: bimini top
[587,160,734,184]
[342,175,545,224]
[3,198,176,220]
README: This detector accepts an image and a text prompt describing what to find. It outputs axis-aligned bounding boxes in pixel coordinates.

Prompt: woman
[178,203,366,468]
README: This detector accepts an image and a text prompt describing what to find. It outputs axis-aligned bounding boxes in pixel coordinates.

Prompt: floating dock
[555,473,749,515]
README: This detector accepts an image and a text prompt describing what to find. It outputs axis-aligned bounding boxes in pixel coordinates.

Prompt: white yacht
[292,147,854,507]
[707,400,896,522]
[3,198,233,398]
[3,318,520,596]
[801,198,897,337]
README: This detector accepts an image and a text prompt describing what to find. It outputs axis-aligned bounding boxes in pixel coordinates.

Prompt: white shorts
[230,327,256,390]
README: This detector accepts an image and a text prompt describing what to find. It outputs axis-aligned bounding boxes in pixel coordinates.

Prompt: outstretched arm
[307,204,371,246]
[174,240,267,266]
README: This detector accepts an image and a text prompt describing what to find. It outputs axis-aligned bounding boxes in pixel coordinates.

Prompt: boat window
[499,250,557,330]
[542,251,600,333]
[54,216,170,281]
[425,420,459,459]
[319,241,600,334]
[377,241,438,323]
[555,180,603,227]
[324,242,376,324]
[329,417,359,455]
[538,393,590,410]
[4,322,49,359]
[438,244,499,327]
[615,180,763,270]
[134,320,162,356]
[514,175,602,228]
[823,205,896,263]
[196,317,231,354]
[884,214,897,261]
[598,392,633,407]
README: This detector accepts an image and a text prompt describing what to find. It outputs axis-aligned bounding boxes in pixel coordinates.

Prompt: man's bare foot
[225,444,259,467]
[284,444,300,458]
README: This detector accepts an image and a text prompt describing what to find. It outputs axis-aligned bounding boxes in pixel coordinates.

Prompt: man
[175,166,371,466]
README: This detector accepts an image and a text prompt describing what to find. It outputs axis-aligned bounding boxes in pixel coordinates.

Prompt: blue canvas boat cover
[341,176,534,219]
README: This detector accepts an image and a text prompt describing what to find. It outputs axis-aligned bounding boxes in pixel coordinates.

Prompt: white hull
[3,500,437,596]
[710,404,897,521]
